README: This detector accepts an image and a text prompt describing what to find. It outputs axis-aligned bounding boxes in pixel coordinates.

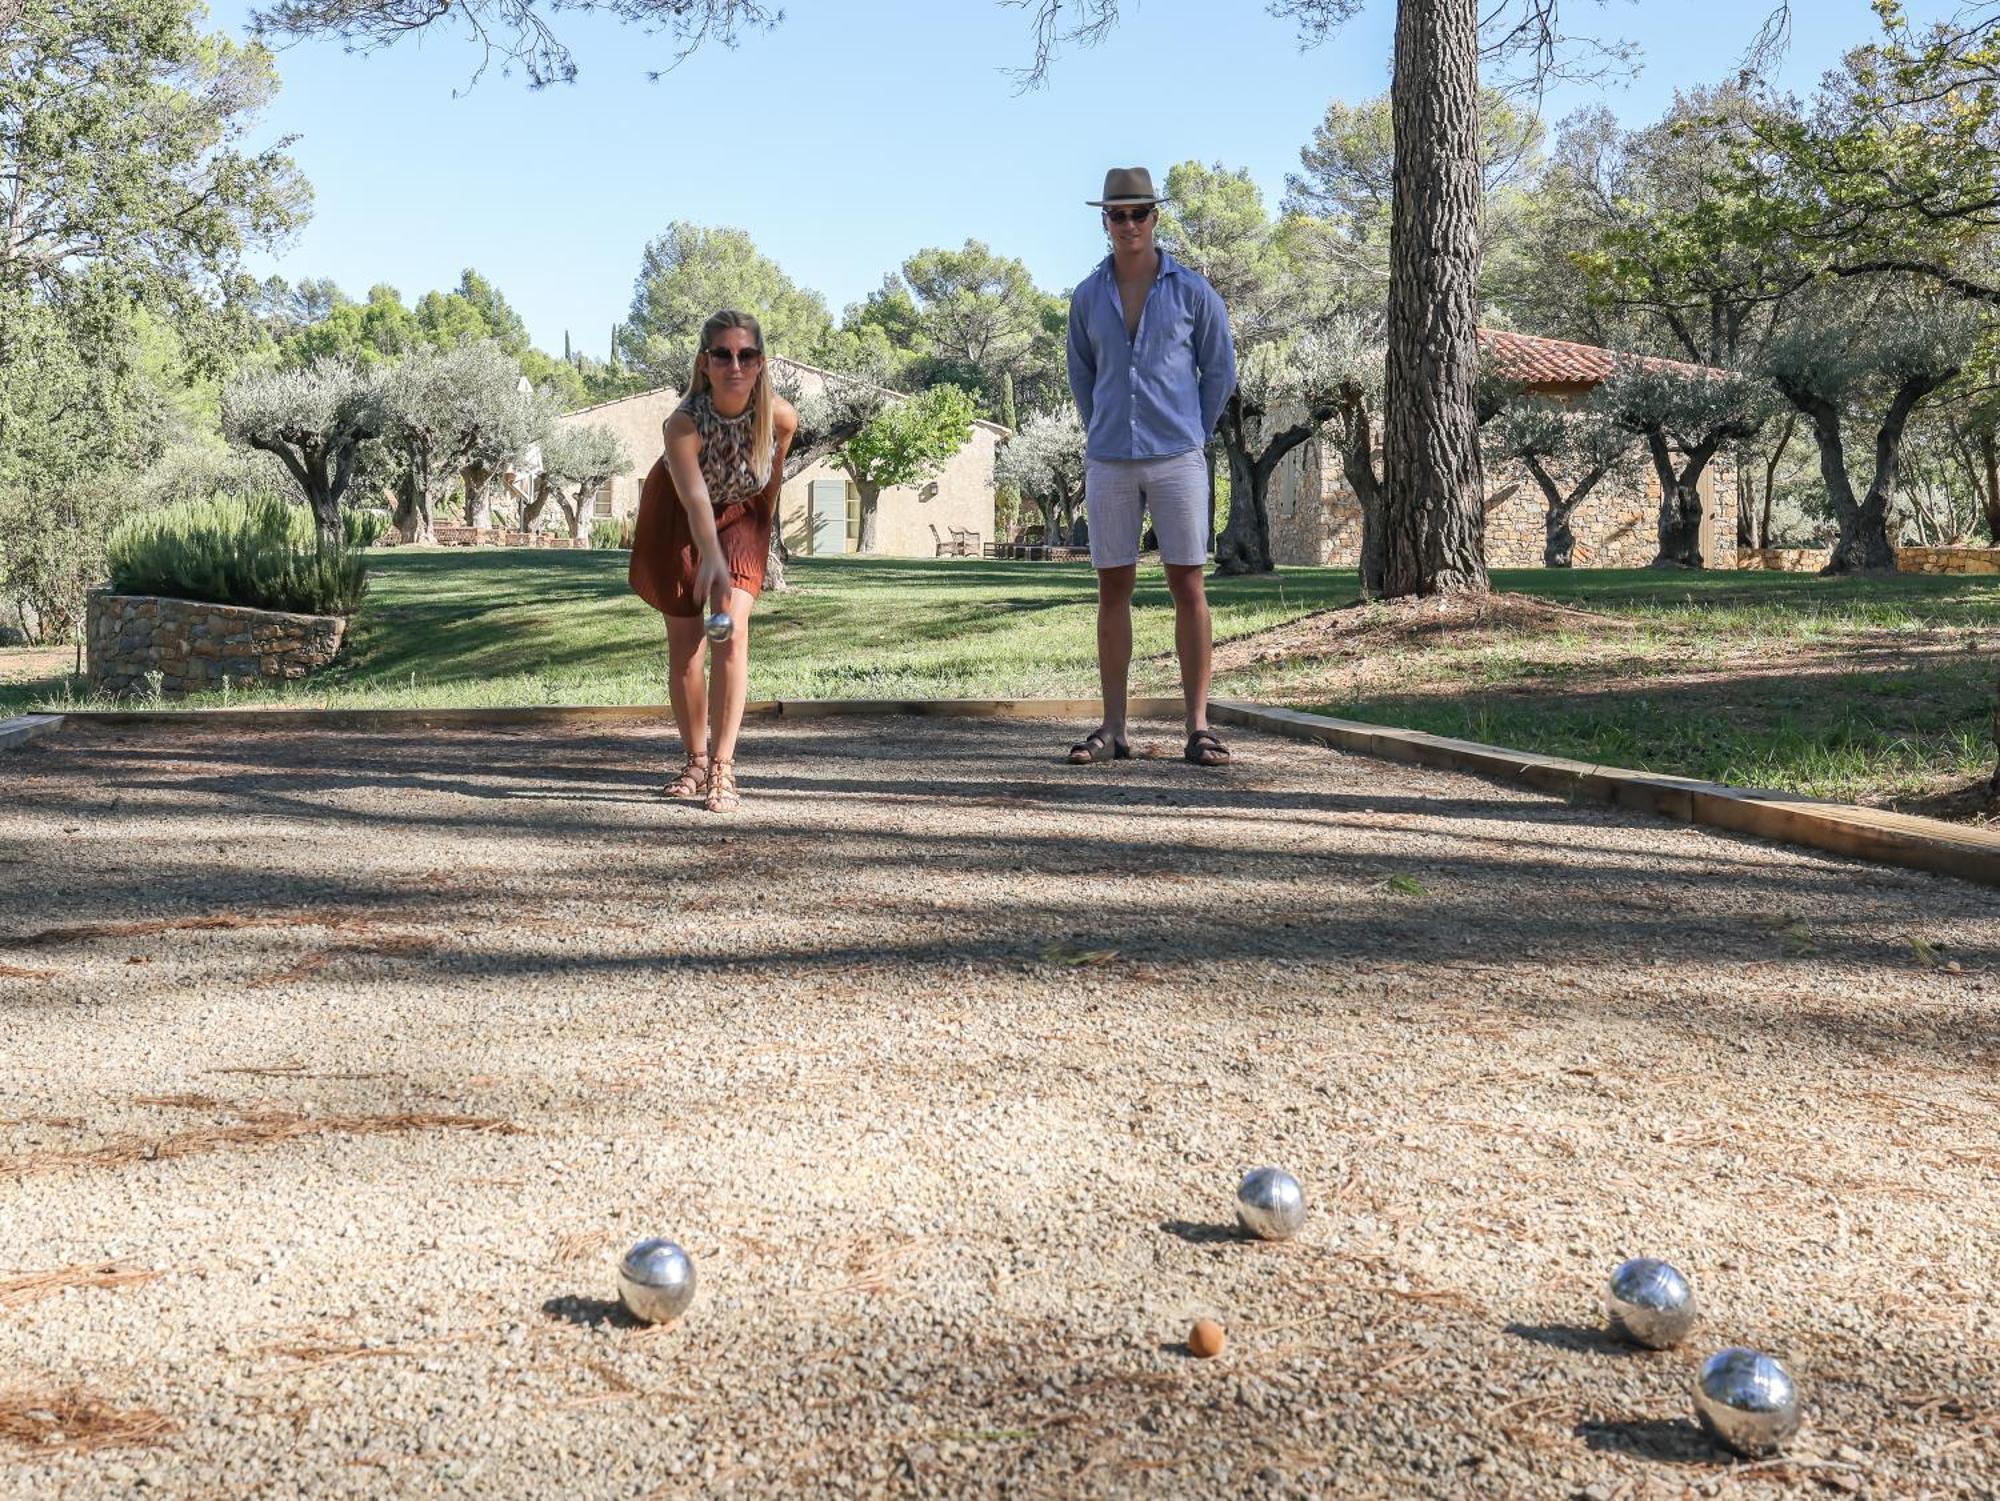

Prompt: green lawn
[5,549,1996,813]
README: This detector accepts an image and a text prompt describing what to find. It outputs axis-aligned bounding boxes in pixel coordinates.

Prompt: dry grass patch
[3,1102,521,1179]
[0,1387,174,1452]
[0,1263,165,1310]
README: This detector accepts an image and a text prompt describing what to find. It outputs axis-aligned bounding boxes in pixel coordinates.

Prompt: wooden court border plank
[1206,699,2000,889]
[0,714,65,751]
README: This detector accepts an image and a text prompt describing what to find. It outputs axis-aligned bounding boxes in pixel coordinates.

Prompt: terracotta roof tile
[1476,329,1717,389]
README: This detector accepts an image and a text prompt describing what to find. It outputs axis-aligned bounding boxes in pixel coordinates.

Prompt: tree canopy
[618,222,833,383]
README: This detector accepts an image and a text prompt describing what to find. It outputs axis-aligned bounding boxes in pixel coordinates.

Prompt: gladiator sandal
[703,759,740,813]
[662,752,709,799]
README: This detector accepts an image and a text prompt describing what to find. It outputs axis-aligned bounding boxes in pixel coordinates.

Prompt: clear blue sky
[209,0,1957,360]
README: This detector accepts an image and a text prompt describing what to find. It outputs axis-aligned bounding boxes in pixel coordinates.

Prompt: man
[1064,166,1237,768]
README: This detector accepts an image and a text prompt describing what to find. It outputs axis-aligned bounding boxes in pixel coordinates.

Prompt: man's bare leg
[1164,562,1212,733]
[1096,563,1137,740]
[1069,563,1138,761]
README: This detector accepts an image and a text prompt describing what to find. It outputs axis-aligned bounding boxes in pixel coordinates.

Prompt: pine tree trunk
[1382,0,1488,599]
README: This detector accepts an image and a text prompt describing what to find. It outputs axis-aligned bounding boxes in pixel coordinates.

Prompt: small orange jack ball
[1188,1318,1225,1359]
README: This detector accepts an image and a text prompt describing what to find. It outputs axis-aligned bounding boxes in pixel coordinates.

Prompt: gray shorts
[1083,450,1210,569]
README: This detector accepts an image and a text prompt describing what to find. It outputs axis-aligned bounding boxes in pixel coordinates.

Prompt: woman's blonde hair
[688,309,774,485]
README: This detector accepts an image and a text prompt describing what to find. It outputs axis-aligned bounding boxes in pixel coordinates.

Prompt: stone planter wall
[86,594,345,698]
[411,527,588,549]
[1899,546,2000,575]
[1739,545,2000,574]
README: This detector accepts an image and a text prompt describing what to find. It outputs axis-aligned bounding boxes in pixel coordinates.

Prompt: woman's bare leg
[706,587,756,766]
[665,614,710,762]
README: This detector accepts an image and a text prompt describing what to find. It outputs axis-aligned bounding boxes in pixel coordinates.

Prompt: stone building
[554,358,1007,558]
[1267,330,1738,570]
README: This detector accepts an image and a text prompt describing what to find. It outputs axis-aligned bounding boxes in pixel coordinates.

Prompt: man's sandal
[1184,728,1232,767]
[704,759,740,812]
[1067,729,1132,765]
[662,754,709,798]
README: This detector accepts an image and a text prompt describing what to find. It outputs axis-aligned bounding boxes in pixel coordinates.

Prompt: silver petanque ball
[1693,1347,1801,1457]
[1605,1257,1698,1349]
[1235,1167,1306,1241]
[618,1238,696,1325]
[704,611,734,643]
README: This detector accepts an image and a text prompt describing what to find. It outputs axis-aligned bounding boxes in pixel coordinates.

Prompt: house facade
[1267,330,1739,570]
[555,359,1007,559]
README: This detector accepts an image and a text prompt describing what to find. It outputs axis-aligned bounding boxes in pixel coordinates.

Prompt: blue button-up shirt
[1066,249,1237,461]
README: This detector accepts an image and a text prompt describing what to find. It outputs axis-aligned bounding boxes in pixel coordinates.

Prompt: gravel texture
[2,713,1998,1499]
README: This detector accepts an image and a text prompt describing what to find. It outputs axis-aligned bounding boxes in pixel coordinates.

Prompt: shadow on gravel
[1158,1218,1245,1246]
[539,1293,651,1331]
[1574,1415,1724,1466]
[1503,1322,1651,1360]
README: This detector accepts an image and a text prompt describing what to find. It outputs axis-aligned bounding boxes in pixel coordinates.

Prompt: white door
[809,479,845,555]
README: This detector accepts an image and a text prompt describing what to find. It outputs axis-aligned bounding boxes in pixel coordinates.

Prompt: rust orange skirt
[627,457,772,619]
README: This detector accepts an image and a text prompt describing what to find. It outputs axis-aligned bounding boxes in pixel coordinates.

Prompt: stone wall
[1894,546,2000,574]
[1267,435,1737,570]
[417,527,588,549]
[1739,546,2000,574]
[87,594,345,698]
[1737,548,1823,572]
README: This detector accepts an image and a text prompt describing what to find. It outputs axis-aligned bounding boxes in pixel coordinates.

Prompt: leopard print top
[672,390,770,508]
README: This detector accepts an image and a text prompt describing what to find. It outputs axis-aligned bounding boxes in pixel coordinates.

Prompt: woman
[629,310,797,812]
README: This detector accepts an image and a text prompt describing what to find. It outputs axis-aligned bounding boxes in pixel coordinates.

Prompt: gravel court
[2,713,1998,1500]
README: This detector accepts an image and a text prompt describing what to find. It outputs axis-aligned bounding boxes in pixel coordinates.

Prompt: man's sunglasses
[1103,205,1156,225]
[705,347,764,368]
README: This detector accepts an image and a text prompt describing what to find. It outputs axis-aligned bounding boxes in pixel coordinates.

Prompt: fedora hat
[1087,166,1167,207]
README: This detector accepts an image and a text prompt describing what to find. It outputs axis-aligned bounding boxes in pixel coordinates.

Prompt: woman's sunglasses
[705,347,764,368]
[1103,205,1156,225]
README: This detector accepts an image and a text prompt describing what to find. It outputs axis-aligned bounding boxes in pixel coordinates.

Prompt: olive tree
[1761,303,1979,574]
[994,405,1086,546]
[1596,360,1772,568]
[379,341,531,543]
[459,378,548,529]
[222,359,387,544]
[539,423,632,542]
[1213,335,1347,576]
[762,365,893,589]
[1485,397,1639,567]
[837,385,978,554]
